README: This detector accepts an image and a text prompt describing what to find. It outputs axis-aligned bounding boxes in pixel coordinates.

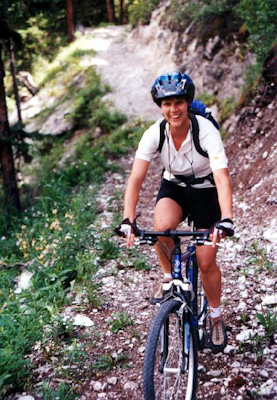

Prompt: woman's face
[161,97,189,129]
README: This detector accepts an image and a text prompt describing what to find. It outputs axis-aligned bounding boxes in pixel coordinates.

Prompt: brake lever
[203,241,225,248]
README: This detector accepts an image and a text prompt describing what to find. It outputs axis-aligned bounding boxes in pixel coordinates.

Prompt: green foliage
[108,310,134,333]
[161,0,242,34]
[240,62,263,104]
[219,96,237,121]
[246,334,270,361]
[3,0,109,71]
[132,258,151,271]
[91,353,130,371]
[237,0,277,62]
[67,341,89,365]
[197,93,217,107]
[0,69,147,394]
[98,120,150,156]
[97,235,119,262]
[128,0,159,26]
[45,315,75,343]
[256,309,277,337]
[40,381,78,400]
[17,14,65,70]
[0,302,43,390]
[245,240,274,272]
[70,71,105,128]
[186,0,240,21]
[89,104,127,132]
[240,310,249,325]
[159,0,191,31]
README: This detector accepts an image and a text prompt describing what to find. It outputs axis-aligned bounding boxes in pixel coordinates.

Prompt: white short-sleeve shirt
[135,115,228,188]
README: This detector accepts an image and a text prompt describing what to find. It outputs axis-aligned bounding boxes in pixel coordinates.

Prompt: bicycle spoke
[143,301,197,400]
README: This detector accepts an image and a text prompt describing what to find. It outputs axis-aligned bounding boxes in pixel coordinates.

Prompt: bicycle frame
[170,237,209,329]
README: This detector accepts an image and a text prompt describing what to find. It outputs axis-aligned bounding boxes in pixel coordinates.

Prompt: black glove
[211,218,234,237]
[114,215,140,238]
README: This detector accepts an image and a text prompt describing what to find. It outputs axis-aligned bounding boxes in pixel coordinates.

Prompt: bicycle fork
[182,312,191,373]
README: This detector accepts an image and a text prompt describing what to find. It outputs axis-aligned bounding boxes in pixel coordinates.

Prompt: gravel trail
[89,25,172,121]
[83,26,277,400]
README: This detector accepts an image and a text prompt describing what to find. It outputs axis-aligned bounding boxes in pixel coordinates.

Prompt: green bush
[197,93,217,107]
[186,0,240,21]
[237,0,277,62]
[41,382,78,400]
[16,13,67,71]
[128,0,159,26]
[161,0,242,34]
[0,25,151,392]
[0,109,148,396]
[90,104,127,132]
[220,96,237,120]
[239,62,263,104]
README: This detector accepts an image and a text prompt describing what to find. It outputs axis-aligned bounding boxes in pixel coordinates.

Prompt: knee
[198,259,218,275]
[154,212,180,231]
[154,219,171,231]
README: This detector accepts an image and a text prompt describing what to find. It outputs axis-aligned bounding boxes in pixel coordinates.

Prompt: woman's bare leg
[196,244,221,308]
[154,198,183,274]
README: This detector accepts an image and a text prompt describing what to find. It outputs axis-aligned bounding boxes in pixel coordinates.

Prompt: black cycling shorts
[156,179,221,229]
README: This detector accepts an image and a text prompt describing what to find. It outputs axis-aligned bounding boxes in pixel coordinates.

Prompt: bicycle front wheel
[143,300,198,400]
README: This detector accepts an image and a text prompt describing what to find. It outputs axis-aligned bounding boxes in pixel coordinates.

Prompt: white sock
[164,273,172,280]
[209,306,222,319]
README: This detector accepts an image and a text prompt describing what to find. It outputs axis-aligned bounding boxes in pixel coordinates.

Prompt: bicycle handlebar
[135,228,210,245]
[137,228,209,238]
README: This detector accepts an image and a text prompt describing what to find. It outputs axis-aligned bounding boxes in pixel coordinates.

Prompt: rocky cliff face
[127,0,276,234]
[128,0,254,112]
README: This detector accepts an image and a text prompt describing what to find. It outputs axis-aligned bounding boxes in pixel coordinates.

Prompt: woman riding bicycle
[117,72,234,352]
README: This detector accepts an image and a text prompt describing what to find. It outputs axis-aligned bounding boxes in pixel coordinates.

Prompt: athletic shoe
[150,277,173,305]
[209,315,228,353]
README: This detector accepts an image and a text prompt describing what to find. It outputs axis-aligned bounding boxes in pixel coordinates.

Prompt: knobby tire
[143,300,198,400]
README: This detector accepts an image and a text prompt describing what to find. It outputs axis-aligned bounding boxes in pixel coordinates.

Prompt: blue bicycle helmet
[151,72,195,106]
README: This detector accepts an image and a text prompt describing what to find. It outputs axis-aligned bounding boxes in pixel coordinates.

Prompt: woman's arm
[123,158,150,246]
[211,168,233,246]
[213,168,233,220]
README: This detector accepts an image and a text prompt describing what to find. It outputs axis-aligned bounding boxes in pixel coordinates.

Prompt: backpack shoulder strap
[157,118,167,153]
[189,113,209,158]
[157,115,209,158]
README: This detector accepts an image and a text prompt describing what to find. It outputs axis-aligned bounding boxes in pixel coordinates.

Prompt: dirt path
[89,25,162,122]
[83,25,277,400]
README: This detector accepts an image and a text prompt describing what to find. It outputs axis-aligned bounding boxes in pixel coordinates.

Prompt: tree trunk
[7,39,22,123]
[120,0,127,24]
[66,0,75,43]
[106,0,115,22]
[0,44,21,211]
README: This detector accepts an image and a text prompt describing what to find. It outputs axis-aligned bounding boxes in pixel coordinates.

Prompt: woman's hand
[210,218,234,247]
[114,217,139,248]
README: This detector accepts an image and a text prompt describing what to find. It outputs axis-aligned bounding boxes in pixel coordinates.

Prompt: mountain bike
[136,228,211,400]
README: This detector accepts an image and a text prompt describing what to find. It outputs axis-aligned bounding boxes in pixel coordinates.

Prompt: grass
[108,310,134,334]
[256,309,277,338]
[91,353,131,372]
[40,382,78,400]
[245,240,274,273]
